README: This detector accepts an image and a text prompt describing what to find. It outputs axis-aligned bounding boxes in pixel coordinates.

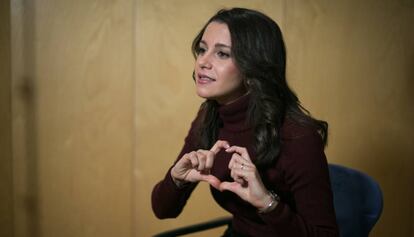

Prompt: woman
[152,8,339,237]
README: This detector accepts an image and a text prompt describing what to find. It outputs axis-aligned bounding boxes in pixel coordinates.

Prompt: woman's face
[194,22,246,105]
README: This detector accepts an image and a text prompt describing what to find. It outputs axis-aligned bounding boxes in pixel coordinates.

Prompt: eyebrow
[200,40,231,49]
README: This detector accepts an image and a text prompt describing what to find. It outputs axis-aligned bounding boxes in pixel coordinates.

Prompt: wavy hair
[191,8,328,168]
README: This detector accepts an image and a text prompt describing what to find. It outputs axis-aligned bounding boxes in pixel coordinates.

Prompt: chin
[196,88,215,100]
[196,92,214,100]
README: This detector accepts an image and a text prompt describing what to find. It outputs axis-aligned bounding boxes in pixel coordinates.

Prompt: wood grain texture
[284,1,414,236]
[0,1,13,237]
[11,0,134,237]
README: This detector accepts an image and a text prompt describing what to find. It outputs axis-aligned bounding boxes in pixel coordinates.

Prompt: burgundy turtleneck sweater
[152,95,339,237]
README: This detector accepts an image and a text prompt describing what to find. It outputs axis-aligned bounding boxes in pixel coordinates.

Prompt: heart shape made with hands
[195,141,269,208]
[172,140,270,208]
[201,144,253,192]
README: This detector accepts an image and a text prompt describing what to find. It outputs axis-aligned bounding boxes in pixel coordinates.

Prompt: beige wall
[10,0,134,237]
[0,1,13,237]
[2,0,413,237]
[284,2,414,236]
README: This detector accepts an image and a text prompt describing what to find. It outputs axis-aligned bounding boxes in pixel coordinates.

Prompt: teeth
[200,76,214,81]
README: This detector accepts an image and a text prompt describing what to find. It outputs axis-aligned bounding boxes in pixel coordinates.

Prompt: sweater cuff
[166,169,196,192]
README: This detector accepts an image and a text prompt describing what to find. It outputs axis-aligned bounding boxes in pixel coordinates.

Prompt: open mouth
[197,73,216,84]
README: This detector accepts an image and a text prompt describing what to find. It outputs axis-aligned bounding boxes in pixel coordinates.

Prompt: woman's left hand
[219,146,273,210]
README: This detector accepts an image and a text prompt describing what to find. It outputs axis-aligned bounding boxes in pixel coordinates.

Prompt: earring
[244,79,251,89]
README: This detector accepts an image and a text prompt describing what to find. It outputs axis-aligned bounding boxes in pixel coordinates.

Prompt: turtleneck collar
[217,93,251,132]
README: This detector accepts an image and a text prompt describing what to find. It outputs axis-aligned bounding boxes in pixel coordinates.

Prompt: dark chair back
[328,164,383,237]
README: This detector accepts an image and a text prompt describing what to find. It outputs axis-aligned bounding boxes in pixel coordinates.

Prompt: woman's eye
[197,47,206,55]
[217,51,230,58]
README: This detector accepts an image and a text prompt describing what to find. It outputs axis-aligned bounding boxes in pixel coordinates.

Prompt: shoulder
[280,118,320,141]
[278,118,326,167]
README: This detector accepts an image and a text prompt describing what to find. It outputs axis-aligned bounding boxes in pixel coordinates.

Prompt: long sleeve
[151,116,201,219]
[151,166,198,219]
[258,129,339,237]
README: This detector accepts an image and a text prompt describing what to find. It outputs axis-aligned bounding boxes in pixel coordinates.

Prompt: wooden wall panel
[284,1,414,236]
[0,1,13,237]
[11,1,134,237]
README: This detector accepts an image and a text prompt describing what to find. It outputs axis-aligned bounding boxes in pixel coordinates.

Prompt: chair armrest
[153,216,232,237]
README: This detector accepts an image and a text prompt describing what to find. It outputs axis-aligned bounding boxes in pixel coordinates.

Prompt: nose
[197,53,212,69]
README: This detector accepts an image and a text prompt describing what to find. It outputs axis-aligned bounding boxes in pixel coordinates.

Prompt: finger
[171,154,189,179]
[232,166,253,181]
[205,150,215,170]
[188,152,199,168]
[230,159,251,182]
[196,150,215,170]
[226,146,252,161]
[177,153,191,167]
[196,150,206,171]
[201,174,221,190]
[233,175,245,185]
[210,140,230,155]
[228,154,235,169]
[228,155,252,186]
[230,167,244,184]
[231,166,251,186]
[219,181,242,196]
[229,153,253,170]
[228,153,243,169]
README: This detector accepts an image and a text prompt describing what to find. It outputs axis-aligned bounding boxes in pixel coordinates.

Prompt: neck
[217,92,251,132]
[217,91,250,105]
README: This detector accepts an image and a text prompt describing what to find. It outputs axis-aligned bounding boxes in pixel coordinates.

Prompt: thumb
[219,181,242,194]
[201,174,221,190]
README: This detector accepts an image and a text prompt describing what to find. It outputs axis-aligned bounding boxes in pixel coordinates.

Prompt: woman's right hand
[171,140,230,189]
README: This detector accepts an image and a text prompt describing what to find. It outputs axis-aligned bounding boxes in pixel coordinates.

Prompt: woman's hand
[219,146,274,210]
[171,140,230,189]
